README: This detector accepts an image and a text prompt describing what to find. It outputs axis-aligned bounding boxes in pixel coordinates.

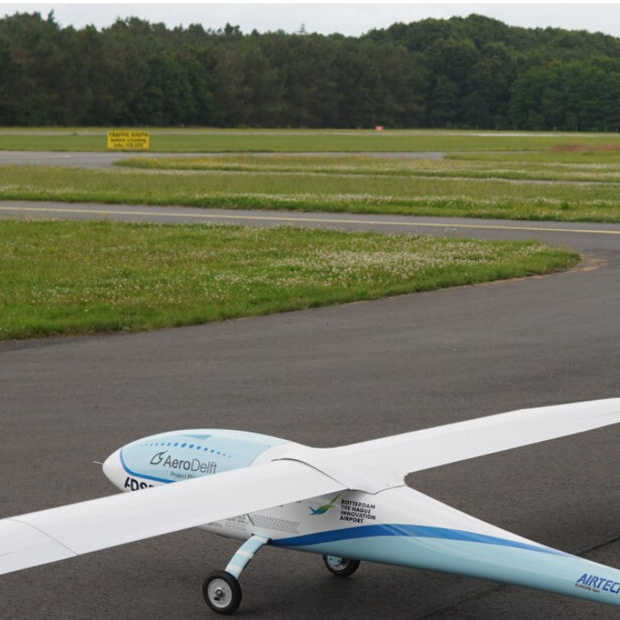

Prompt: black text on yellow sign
[107,130,150,150]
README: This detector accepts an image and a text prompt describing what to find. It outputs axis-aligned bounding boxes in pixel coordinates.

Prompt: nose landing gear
[203,535,269,615]
[203,538,362,614]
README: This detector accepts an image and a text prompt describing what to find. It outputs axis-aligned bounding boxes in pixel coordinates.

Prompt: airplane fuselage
[103,428,620,608]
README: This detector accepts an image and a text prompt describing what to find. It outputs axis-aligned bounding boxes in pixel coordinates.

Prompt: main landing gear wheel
[323,554,361,577]
[203,570,242,615]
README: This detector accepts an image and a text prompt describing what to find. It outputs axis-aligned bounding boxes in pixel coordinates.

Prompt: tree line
[1,11,620,130]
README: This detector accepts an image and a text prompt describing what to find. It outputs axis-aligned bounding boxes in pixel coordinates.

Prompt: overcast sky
[3,3,620,38]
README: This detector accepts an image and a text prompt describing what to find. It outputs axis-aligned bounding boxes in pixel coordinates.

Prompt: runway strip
[2,201,620,247]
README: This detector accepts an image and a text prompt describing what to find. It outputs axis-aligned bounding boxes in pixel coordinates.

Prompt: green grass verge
[1,128,620,153]
[0,219,578,340]
[2,164,620,222]
[448,149,620,164]
[118,153,620,183]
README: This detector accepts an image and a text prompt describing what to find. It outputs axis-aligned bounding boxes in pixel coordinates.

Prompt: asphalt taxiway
[0,150,445,168]
[1,198,619,619]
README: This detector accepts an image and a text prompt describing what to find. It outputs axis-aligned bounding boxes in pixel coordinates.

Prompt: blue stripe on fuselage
[271,524,565,556]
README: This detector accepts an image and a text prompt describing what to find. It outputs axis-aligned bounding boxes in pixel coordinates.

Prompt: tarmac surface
[1,199,620,618]
[0,150,445,168]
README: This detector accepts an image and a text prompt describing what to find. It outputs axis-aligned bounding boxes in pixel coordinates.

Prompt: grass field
[2,158,620,222]
[119,151,620,183]
[0,219,578,340]
[0,128,620,222]
[1,128,620,153]
[2,129,620,222]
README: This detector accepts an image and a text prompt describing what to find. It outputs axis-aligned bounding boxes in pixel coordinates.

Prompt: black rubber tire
[322,554,361,577]
[203,570,242,615]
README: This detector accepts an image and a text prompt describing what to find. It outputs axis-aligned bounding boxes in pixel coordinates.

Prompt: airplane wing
[280,399,620,492]
[0,459,344,575]
[2,397,619,597]
[272,398,620,608]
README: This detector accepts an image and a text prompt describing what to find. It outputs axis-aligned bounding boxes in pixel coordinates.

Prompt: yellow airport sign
[107,130,150,150]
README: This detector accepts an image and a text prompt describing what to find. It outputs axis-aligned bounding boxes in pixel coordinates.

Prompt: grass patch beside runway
[0,219,578,340]
[2,164,620,222]
[449,150,620,165]
[119,152,620,183]
[1,128,620,153]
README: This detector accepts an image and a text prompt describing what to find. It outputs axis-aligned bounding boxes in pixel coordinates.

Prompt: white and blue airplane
[2,399,620,614]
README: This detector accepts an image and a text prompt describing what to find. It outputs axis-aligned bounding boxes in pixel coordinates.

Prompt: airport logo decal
[309,494,341,516]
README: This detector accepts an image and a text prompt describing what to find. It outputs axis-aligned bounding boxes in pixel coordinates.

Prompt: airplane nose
[102,448,124,489]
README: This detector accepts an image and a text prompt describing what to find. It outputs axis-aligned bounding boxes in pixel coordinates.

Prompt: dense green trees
[510,61,620,131]
[1,11,619,129]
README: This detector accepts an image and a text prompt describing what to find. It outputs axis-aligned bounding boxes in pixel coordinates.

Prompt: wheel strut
[203,535,269,615]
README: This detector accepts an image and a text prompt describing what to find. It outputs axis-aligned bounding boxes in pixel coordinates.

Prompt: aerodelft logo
[150,451,167,466]
[150,450,217,474]
[309,494,341,516]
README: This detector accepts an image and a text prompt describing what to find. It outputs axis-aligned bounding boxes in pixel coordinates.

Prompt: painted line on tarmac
[1,204,620,236]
